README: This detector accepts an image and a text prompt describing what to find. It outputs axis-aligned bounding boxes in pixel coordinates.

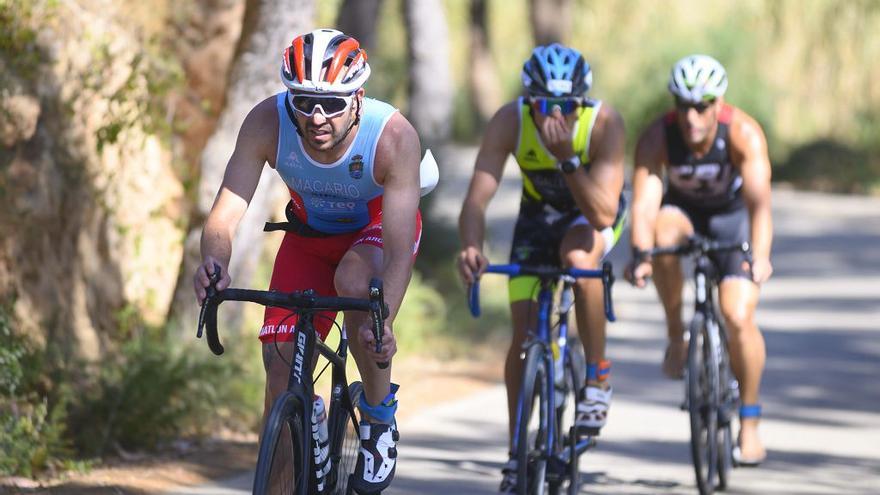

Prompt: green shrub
[67,330,260,456]
[0,302,73,478]
[0,394,72,478]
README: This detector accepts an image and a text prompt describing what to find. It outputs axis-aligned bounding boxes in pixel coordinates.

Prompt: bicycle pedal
[577,426,601,437]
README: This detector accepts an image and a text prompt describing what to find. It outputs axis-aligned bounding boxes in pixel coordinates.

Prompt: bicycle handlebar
[467,261,616,322]
[197,264,390,368]
[646,236,750,259]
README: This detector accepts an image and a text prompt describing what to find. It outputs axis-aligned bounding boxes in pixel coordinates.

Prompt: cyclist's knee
[333,269,368,298]
[560,247,600,269]
[721,305,755,334]
[262,344,292,399]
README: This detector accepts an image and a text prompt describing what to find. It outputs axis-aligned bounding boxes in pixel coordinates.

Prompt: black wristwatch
[557,155,581,174]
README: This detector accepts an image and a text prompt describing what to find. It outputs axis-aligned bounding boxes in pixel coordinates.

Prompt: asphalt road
[167,151,880,494]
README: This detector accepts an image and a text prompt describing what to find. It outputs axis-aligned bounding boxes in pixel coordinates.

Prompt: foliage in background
[0,0,56,82]
[0,302,73,478]
[66,328,259,456]
[0,295,263,477]
[322,0,879,192]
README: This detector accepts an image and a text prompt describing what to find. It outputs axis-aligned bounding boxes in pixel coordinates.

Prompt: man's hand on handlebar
[750,257,773,285]
[624,259,652,288]
[194,257,231,304]
[457,246,488,285]
[359,320,397,364]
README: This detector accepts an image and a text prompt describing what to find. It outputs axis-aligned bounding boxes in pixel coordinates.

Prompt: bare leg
[719,278,766,462]
[334,244,393,417]
[559,225,606,385]
[652,207,694,378]
[505,299,538,450]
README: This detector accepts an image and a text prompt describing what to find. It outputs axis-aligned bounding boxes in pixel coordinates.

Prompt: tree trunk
[469,0,502,125]
[403,0,453,148]
[335,0,383,53]
[171,0,315,327]
[529,0,572,45]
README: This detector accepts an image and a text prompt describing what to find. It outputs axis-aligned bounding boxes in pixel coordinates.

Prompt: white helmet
[281,28,371,94]
[668,54,728,103]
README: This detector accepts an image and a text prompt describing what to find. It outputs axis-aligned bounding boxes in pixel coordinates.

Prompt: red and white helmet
[281,28,371,94]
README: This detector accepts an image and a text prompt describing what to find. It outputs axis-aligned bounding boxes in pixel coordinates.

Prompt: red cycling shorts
[259,211,422,344]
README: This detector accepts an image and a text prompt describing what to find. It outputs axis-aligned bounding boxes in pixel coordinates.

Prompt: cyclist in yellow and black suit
[458,43,626,493]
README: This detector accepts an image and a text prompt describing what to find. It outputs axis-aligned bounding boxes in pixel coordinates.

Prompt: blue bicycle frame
[468,261,616,486]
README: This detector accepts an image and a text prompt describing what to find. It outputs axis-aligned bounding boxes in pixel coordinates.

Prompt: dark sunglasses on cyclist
[530,97,582,116]
[675,97,717,114]
[290,93,355,118]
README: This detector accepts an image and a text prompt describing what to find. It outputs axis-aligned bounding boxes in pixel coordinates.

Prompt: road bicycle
[197,265,389,494]
[644,236,751,495]
[468,262,616,495]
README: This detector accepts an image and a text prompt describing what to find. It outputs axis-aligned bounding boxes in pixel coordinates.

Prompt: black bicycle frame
[197,269,390,435]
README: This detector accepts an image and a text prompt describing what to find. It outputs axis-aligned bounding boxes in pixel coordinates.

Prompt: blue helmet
[522,43,593,97]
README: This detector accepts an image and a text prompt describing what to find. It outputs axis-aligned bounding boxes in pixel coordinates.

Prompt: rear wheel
[517,344,550,495]
[688,314,719,495]
[253,391,310,495]
[716,422,733,491]
[328,382,363,494]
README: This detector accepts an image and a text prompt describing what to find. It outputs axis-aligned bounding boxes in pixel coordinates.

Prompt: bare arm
[731,111,774,283]
[457,102,518,283]
[562,103,626,229]
[194,97,277,301]
[374,112,422,321]
[630,119,667,252]
[626,119,667,287]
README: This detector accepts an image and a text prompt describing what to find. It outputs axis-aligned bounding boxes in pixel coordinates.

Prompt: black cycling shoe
[349,421,399,494]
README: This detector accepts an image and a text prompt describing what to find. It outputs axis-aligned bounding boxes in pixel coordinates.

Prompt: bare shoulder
[242,96,279,135]
[728,106,768,156]
[482,101,520,151]
[237,95,280,166]
[595,100,625,131]
[375,111,421,184]
[376,111,421,160]
[634,116,667,166]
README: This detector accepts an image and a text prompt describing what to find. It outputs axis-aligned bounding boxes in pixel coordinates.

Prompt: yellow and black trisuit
[507,96,627,303]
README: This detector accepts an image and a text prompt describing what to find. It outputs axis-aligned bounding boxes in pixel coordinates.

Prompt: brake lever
[602,261,617,322]
[369,278,389,370]
[196,262,222,339]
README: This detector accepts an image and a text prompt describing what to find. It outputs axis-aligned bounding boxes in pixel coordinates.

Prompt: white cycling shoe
[575,384,612,434]
[350,421,399,494]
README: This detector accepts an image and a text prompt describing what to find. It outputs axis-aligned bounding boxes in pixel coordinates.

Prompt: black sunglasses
[675,98,717,114]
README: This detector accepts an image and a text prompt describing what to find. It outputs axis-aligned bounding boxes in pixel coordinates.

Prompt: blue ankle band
[586,360,611,381]
[358,383,400,423]
[739,404,762,418]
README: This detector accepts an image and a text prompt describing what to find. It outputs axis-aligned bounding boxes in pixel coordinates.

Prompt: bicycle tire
[548,344,584,495]
[517,344,550,495]
[688,313,719,495]
[253,391,311,495]
[328,381,363,495]
[715,319,735,491]
[716,422,733,491]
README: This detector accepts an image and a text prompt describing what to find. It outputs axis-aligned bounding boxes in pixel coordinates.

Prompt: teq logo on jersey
[349,154,364,179]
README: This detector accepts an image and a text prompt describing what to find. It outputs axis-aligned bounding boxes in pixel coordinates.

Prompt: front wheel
[549,345,584,495]
[517,344,550,495]
[688,313,719,495]
[253,391,311,495]
[328,382,364,495]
